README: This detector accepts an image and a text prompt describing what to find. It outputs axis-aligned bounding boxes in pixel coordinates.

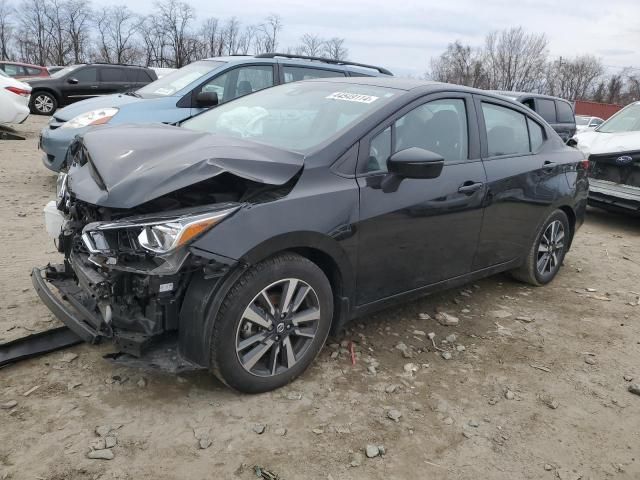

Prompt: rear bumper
[588,179,640,213]
[31,266,103,344]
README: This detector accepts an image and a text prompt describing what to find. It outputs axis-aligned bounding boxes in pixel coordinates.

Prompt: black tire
[210,253,333,393]
[29,91,57,115]
[511,209,570,286]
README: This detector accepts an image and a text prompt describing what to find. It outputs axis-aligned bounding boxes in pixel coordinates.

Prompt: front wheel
[511,210,570,286]
[209,253,333,393]
[30,91,57,115]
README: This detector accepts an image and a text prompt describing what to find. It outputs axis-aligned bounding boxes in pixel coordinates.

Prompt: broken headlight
[82,206,239,256]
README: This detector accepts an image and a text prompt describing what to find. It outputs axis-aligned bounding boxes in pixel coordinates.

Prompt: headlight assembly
[81,206,239,256]
[61,108,119,129]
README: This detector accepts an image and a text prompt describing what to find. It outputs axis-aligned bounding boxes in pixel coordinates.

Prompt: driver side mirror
[67,77,78,85]
[196,91,219,108]
[387,147,444,179]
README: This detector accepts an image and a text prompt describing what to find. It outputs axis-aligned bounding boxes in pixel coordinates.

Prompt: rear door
[98,67,130,95]
[355,92,486,305]
[473,95,566,268]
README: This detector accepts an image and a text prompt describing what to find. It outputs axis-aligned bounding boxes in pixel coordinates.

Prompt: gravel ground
[1,116,639,480]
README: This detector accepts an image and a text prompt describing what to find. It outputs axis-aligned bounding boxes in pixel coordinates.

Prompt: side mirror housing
[387,147,445,179]
[67,77,79,84]
[196,91,219,108]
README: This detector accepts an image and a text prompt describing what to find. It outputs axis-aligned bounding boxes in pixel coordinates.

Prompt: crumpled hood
[67,123,304,209]
[574,129,640,156]
[53,94,145,122]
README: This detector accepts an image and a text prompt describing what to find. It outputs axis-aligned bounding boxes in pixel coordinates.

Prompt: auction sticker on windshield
[326,92,379,104]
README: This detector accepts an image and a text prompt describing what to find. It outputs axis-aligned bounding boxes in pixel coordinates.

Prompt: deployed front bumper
[588,178,640,213]
[31,265,104,344]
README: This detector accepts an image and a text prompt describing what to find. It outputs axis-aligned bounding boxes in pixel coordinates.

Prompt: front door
[62,66,99,105]
[355,94,487,305]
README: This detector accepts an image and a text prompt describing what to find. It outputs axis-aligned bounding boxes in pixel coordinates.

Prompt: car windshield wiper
[124,91,141,98]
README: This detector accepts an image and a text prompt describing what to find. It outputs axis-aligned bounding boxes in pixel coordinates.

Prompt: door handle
[543,161,557,169]
[458,181,483,194]
[90,85,98,89]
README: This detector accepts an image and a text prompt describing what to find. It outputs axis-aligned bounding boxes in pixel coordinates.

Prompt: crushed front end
[33,179,240,361]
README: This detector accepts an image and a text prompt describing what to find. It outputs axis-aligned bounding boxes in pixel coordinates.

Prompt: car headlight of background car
[61,108,119,129]
[82,206,239,257]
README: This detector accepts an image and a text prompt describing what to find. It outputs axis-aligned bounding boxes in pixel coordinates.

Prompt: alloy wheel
[35,94,54,113]
[235,278,321,377]
[537,220,565,275]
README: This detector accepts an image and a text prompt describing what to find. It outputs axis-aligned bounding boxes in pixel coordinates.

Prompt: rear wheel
[511,210,570,286]
[30,91,57,115]
[209,253,333,393]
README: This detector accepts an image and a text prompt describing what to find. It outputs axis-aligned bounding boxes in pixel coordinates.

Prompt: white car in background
[573,102,640,214]
[0,69,31,124]
[575,115,604,132]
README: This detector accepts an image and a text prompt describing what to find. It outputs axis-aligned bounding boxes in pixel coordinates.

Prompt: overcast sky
[149,0,640,77]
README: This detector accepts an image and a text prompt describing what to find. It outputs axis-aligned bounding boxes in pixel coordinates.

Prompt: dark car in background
[0,61,50,79]
[33,77,587,393]
[493,91,577,142]
[25,63,157,115]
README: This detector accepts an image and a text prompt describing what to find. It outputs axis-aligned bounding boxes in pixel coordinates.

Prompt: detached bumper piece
[31,265,104,344]
[588,179,640,214]
[0,327,82,368]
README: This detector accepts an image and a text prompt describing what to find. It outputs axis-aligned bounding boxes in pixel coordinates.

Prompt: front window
[182,82,400,152]
[201,65,274,103]
[51,65,81,79]
[597,104,640,133]
[137,60,225,98]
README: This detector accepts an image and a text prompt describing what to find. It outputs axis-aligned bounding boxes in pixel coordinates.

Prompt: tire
[511,209,570,286]
[30,91,57,115]
[210,253,333,393]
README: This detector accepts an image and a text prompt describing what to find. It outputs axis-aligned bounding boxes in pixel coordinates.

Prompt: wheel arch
[31,87,60,102]
[557,204,576,248]
[178,232,355,367]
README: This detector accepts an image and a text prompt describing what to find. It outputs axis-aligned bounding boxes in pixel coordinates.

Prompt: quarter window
[482,103,530,157]
[366,98,469,172]
[528,118,545,151]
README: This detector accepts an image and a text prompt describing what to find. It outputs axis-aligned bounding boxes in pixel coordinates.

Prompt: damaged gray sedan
[32,77,587,393]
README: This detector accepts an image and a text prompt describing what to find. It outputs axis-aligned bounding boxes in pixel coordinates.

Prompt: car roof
[203,55,392,76]
[491,90,571,103]
[1,61,44,69]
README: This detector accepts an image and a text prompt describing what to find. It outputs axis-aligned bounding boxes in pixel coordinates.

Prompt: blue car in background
[40,54,393,172]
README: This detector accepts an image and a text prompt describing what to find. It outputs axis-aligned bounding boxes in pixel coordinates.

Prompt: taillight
[579,159,590,171]
[5,86,31,97]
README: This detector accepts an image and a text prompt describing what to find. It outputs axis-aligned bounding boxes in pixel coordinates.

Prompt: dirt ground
[1,116,639,480]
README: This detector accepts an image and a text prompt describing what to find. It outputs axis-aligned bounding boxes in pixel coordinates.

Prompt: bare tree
[484,26,548,91]
[428,41,488,88]
[323,37,347,61]
[297,33,324,57]
[545,55,603,100]
[0,0,15,60]
[236,24,256,55]
[44,0,70,65]
[96,6,141,64]
[156,0,196,67]
[197,17,220,58]
[66,0,92,63]
[18,0,51,65]
[255,13,281,54]
[221,17,240,55]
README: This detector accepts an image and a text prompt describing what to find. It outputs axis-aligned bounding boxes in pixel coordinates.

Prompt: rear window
[555,101,574,123]
[482,102,530,157]
[528,118,545,151]
[25,67,42,75]
[536,99,556,123]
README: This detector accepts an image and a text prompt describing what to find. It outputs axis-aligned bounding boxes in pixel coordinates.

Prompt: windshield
[137,60,224,98]
[182,81,400,152]
[598,103,640,133]
[50,65,82,79]
[575,116,589,126]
